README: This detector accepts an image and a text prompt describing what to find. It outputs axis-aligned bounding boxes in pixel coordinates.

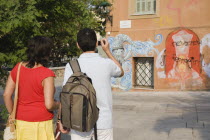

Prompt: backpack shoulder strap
[69,60,81,73]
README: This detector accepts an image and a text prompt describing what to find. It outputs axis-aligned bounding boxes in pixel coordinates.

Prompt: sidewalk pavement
[112,91,210,140]
[1,77,210,140]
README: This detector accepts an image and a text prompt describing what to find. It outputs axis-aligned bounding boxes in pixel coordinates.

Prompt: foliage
[0,105,9,139]
[0,131,3,140]
[0,105,8,122]
[92,1,113,27]
[0,0,108,86]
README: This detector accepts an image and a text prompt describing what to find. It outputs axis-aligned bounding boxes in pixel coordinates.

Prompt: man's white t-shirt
[63,53,121,130]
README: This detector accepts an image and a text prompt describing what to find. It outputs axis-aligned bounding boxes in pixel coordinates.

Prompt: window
[134,57,154,88]
[136,0,156,15]
[128,0,159,19]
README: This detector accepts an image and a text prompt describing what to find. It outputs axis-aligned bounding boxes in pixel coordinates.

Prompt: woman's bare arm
[3,74,15,114]
[43,77,59,111]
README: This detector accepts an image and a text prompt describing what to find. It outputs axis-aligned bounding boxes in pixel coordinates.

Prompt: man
[61,28,124,140]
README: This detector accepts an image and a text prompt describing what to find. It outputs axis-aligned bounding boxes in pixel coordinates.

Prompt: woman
[3,36,60,140]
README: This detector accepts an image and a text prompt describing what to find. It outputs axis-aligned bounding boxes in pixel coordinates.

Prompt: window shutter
[147,0,155,14]
[136,0,141,13]
[136,0,156,15]
[142,0,146,13]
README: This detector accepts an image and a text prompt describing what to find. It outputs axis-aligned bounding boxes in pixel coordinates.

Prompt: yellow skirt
[16,119,55,140]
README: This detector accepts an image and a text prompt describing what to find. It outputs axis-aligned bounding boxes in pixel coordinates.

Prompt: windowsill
[128,14,160,19]
[131,13,156,16]
[133,87,154,90]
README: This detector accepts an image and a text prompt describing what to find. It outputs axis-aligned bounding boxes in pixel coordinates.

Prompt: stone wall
[50,66,65,78]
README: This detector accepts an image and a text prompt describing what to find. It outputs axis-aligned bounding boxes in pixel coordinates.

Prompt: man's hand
[58,121,70,134]
[101,38,110,53]
[100,38,124,77]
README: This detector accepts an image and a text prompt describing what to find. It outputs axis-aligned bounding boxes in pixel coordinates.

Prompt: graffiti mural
[156,49,166,79]
[154,16,174,27]
[201,34,210,77]
[166,29,203,89]
[108,34,163,90]
[167,0,199,27]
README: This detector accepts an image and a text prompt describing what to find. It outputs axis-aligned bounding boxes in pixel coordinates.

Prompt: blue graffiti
[108,34,163,91]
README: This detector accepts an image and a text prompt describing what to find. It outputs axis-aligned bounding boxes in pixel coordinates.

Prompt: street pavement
[112,91,210,140]
[1,77,210,140]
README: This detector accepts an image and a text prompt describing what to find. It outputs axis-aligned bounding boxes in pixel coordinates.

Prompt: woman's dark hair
[77,28,97,52]
[26,36,53,68]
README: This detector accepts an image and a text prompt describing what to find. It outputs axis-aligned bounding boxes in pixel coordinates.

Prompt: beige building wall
[105,0,210,91]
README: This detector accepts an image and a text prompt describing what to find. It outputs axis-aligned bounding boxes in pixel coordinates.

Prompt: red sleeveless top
[11,63,55,122]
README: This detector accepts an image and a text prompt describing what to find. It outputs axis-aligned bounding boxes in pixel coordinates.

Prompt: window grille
[134,57,154,88]
[136,0,156,15]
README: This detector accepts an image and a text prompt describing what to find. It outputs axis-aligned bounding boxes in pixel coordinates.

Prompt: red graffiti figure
[166,29,202,89]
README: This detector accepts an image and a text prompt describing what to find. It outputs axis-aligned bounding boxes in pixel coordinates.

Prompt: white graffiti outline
[108,34,163,90]
[201,34,210,77]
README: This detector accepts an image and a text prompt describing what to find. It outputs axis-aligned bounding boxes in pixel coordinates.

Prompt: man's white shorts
[70,128,113,140]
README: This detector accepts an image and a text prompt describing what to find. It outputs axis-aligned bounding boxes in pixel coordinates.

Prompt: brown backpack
[60,60,99,135]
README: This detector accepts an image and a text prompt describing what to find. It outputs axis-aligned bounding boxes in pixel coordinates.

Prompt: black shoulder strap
[94,124,97,140]
[69,60,81,73]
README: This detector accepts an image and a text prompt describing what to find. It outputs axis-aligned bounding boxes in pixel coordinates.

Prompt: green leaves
[0,105,8,121]
[0,0,108,86]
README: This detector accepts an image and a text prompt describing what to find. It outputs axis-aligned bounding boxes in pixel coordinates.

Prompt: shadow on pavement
[153,92,210,140]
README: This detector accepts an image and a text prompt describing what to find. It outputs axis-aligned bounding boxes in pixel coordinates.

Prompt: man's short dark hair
[77,28,97,52]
